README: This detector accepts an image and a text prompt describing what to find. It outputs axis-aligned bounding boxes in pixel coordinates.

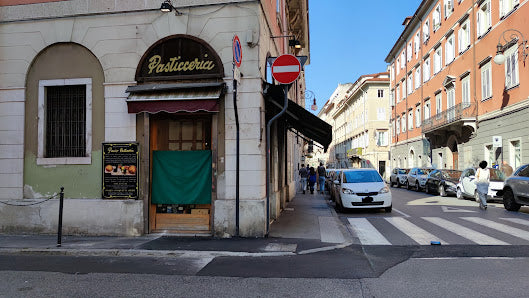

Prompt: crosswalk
[347,216,529,246]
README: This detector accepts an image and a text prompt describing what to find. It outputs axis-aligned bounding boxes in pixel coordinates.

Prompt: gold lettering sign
[147,54,216,74]
[136,35,224,82]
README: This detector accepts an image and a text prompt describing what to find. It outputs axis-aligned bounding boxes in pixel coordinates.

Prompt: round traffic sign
[271,54,301,84]
[233,35,242,68]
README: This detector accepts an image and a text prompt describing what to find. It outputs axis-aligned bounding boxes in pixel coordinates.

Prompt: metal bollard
[57,187,64,247]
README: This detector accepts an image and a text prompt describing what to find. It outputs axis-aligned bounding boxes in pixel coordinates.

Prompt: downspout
[472,0,478,128]
[266,85,288,236]
[233,76,240,237]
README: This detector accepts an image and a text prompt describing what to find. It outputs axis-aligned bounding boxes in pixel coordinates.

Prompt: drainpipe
[266,85,288,236]
[233,77,240,237]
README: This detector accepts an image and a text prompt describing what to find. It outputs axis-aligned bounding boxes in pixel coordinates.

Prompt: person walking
[317,162,326,195]
[299,164,309,194]
[476,160,490,210]
[500,161,514,177]
[308,167,317,194]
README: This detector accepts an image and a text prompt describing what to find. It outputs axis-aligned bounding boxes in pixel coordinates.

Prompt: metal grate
[45,85,86,158]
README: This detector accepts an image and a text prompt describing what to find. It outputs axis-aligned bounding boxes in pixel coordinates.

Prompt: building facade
[386,0,529,173]
[321,73,391,179]
[0,0,330,237]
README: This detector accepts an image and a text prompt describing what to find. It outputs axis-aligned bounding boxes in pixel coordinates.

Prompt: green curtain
[152,150,212,204]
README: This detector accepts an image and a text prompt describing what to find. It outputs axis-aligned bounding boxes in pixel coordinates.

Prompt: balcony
[421,102,477,134]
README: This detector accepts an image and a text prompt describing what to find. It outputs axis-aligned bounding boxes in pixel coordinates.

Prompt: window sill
[505,84,520,92]
[459,46,470,55]
[477,27,492,40]
[481,96,493,102]
[37,157,92,165]
[500,5,519,20]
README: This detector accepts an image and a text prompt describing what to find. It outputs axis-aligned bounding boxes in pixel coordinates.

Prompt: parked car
[333,168,392,212]
[324,169,334,195]
[456,167,506,202]
[389,168,409,188]
[502,164,529,211]
[406,167,435,191]
[424,169,462,196]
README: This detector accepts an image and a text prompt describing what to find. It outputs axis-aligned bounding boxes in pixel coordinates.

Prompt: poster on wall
[102,143,139,199]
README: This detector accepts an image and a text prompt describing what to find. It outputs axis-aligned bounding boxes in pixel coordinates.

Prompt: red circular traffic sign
[271,54,301,84]
[233,35,242,68]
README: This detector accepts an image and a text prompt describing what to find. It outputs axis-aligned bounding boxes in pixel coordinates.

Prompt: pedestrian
[317,162,326,195]
[299,164,309,194]
[475,160,490,210]
[500,160,514,177]
[308,167,317,194]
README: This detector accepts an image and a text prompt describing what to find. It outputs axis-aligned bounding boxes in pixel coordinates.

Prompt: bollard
[57,187,64,247]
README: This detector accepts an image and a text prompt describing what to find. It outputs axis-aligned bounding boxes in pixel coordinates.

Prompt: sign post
[233,35,242,236]
[266,54,301,235]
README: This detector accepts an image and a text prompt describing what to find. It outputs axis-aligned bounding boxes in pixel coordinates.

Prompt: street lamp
[493,29,528,65]
[305,89,318,111]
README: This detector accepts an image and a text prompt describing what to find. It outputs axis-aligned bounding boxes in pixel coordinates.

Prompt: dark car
[407,167,435,191]
[425,169,462,196]
[389,168,409,188]
[502,164,529,211]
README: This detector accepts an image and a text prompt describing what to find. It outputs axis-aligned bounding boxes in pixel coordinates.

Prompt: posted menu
[102,143,139,199]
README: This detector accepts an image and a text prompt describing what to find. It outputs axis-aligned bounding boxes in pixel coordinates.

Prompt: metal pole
[57,187,64,247]
[266,85,289,236]
[234,77,240,237]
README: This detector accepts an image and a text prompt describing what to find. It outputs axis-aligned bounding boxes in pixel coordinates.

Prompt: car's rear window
[490,169,506,181]
[442,170,462,180]
[417,169,433,175]
[398,169,408,174]
[343,171,383,183]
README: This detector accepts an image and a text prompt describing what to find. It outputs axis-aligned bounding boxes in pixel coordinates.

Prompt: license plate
[362,197,374,203]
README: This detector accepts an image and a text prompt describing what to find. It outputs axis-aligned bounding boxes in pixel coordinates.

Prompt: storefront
[126,35,225,234]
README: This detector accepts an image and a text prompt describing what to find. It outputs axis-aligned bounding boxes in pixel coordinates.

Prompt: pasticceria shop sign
[136,35,224,82]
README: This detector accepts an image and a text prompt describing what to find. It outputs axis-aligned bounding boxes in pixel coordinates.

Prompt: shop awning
[126,82,225,114]
[264,83,332,151]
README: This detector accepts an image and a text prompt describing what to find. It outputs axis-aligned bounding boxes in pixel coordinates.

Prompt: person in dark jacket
[308,167,317,194]
[299,164,309,194]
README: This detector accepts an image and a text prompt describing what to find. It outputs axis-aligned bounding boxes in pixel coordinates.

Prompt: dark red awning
[126,85,223,114]
[127,99,218,113]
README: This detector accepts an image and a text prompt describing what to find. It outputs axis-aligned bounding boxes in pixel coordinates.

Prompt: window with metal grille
[45,85,86,158]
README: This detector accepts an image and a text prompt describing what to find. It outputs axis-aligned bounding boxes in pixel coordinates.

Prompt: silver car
[456,167,506,202]
[502,164,529,211]
[406,167,434,191]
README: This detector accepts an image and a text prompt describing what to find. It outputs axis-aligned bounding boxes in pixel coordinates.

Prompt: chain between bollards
[56,187,64,247]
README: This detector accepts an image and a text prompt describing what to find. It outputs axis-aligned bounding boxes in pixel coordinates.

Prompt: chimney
[402,16,412,26]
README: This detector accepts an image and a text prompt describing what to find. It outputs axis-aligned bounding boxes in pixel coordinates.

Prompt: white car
[334,168,392,212]
[456,167,506,202]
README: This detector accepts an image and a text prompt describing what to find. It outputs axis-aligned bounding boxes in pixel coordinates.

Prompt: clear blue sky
[305,0,422,114]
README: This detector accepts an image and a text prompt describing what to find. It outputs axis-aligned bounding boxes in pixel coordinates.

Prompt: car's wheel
[474,191,480,203]
[439,184,447,197]
[456,187,463,200]
[406,182,411,190]
[389,180,394,187]
[397,181,401,188]
[336,198,345,212]
[385,205,392,212]
[415,182,421,192]
[503,188,521,211]
[425,184,430,194]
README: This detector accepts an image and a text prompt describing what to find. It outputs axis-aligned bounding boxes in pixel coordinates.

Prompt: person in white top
[475,160,490,210]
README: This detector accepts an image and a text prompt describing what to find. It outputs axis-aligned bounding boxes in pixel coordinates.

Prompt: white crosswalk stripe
[385,217,446,245]
[462,217,529,241]
[422,217,509,245]
[348,218,390,245]
[500,218,529,227]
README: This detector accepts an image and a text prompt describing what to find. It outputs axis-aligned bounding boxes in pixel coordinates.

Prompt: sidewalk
[0,191,352,258]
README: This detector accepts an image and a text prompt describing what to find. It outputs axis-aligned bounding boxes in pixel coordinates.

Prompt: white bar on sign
[273,65,300,73]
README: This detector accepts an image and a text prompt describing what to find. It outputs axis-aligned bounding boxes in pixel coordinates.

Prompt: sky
[305,0,423,114]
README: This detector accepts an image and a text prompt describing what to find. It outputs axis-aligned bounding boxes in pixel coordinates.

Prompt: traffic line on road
[500,218,529,227]
[385,217,446,245]
[462,217,529,241]
[348,218,391,245]
[392,208,411,218]
[422,217,509,245]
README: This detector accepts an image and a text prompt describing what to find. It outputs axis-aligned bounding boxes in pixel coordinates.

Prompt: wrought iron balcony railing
[421,102,476,133]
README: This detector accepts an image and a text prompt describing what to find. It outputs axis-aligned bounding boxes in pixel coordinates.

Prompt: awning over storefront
[126,82,225,114]
[264,83,332,151]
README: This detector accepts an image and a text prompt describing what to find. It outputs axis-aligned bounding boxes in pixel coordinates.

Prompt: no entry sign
[271,54,301,84]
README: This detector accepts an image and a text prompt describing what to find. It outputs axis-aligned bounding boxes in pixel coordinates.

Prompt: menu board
[102,143,139,199]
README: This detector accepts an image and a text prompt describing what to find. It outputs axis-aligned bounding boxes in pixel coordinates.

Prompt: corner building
[386,0,529,171]
[0,0,330,237]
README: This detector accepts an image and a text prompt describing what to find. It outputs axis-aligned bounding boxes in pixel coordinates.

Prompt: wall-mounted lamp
[493,29,528,65]
[160,0,182,15]
[305,90,318,111]
[271,35,302,49]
